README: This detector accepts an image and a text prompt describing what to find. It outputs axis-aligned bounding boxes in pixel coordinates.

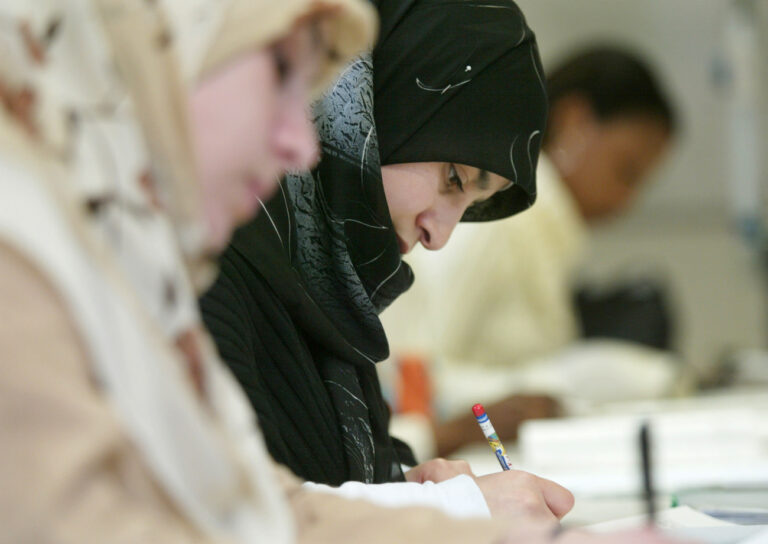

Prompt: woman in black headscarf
[201,0,547,487]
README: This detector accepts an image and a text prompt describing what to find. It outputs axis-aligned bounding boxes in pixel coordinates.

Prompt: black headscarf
[201,0,546,485]
[374,0,547,221]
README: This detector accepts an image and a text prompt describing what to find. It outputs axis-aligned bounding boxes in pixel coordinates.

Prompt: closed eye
[448,164,465,192]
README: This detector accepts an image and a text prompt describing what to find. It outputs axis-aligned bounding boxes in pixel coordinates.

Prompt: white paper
[586,506,733,532]
[662,526,768,544]
[586,506,768,544]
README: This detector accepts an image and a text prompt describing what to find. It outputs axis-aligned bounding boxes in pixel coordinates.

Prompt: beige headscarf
[1,0,376,289]
[102,0,377,289]
[0,0,375,541]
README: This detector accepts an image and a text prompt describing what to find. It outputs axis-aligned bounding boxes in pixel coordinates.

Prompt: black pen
[640,421,656,526]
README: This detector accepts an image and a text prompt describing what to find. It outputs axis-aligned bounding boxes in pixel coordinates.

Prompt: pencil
[472,403,513,471]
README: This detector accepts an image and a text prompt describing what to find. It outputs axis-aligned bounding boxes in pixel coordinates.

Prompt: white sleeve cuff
[302,474,490,519]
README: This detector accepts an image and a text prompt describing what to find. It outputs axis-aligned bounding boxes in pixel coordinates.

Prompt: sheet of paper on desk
[587,506,732,532]
[739,527,768,544]
[587,506,768,543]
[517,407,768,496]
[663,526,768,544]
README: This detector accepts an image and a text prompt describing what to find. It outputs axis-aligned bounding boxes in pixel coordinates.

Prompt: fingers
[474,470,575,523]
[404,458,475,483]
[409,461,576,525]
[475,471,559,523]
[535,475,575,519]
[503,472,563,522]
[442,458,473,476]
[507,484,560,523]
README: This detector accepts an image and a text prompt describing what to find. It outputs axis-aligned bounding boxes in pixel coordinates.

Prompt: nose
[272,95,319,173]
[418,199,467,251]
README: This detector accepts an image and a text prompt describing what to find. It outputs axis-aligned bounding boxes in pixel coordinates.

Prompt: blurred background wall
[516,0,768,375]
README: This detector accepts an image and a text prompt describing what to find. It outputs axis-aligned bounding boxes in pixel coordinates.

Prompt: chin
[204,214,236,253]
[205,232,229,253]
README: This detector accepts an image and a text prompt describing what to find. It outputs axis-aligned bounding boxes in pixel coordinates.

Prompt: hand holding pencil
[470,402,574,521]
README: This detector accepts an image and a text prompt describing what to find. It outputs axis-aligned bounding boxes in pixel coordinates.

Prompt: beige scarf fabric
[0,0,374,541]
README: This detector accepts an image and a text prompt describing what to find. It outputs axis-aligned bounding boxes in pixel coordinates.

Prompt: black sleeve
[391,436,419,467]
[200,248,348,484]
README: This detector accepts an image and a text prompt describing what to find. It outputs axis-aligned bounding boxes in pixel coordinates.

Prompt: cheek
[227,60,277,169]
[190,53,280,247]
[381,163,444,235]
[193,54,277,178]
[383,176,428,224]
[382,179,405,219]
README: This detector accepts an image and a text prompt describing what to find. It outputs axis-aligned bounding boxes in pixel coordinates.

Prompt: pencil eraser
[472,404,485,417]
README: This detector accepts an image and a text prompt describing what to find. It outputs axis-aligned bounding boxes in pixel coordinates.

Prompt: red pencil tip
[472,404,485,417]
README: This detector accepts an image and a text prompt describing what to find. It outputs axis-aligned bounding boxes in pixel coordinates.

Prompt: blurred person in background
[0,0,375,541]
[381,46,679,458]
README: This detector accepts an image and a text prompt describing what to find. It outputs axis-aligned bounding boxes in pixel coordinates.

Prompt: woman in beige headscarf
[0,0,374,542]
